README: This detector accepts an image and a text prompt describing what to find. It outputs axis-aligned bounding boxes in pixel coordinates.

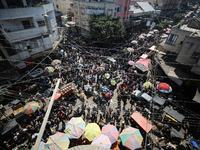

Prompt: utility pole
[33,79,61,150]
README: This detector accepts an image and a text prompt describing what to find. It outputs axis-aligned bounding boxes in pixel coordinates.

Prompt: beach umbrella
[108,58,116,63]
[102,124,119,144]
[31,141,45,150]
[32,133,38,139]
[111,79,117,85]
[102,86,109,94]
[23,101,39,115]
[44,132,70,150]
[105,92,111,99]
[44,67,55,74]
[128,61,135,66]
[64,117,85,139]
[131,40,138,44]
[143,81,153,88]
[119,127,143,150]
[127,47,134,52]
[84,84,92,91]
[91,134,112,149]
[54,92,62,100]
[84,123,101,141]
[99,67,105,71]
[157,83,172,93]
[104,73,110,79]
[51,59,61,66]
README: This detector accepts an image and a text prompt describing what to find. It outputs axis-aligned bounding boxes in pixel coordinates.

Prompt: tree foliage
[89,14,126,42]
[173,13,184,23]
[155,21,173,30]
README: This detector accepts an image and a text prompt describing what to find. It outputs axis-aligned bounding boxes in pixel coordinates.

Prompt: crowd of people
[1,27,198,150]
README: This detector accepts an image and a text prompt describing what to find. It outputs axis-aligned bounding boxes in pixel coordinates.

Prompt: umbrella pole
[33,79,61,150]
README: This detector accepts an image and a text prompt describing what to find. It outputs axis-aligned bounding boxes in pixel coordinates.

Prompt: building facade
[45,0,72,15]
[163,18,200,75]
[72,0,116,36]
[0,2,58,68]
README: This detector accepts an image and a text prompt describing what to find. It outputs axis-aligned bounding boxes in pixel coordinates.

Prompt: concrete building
[45,0,72,15]
[163,18,200,75]
[72,0,116,36]
[0,1,59,69]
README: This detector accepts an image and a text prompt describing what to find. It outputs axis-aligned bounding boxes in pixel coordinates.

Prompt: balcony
[5,26,47,43]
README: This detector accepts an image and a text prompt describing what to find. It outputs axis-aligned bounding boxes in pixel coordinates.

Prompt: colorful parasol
[128,61,135,66]
[102,86,109,94]
[157,82,172,93]
[84,123,101,141]
[119,127,143,150]
[102,124,119,144]
[64,117,85,139]
[104,73,110,79]
[99,67,105,71]
[111,79,117,85]
[143,81,153,88]
[44,66,55,74]
[54,93,62,100]
[131,40,138,44]
[23,101,39,115]
[127,47,134,52]
[44,132,70,150]
[51,59,61,66]
[91,134,112,149]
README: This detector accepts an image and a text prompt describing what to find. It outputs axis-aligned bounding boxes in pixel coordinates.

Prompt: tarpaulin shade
[131,111,153,133]
[163,106,185,122]
[54,93,62,100]
[140,54,148,59]
[153,95,166,105]
[170,127,184,139]
[135,63,148,72]
[141,93,152,102]
[136,58,150,68]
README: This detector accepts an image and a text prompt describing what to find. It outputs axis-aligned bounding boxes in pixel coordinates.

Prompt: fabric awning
[163,106,185,122]
[141,93,152,102]
[170,127,184,139]
[135,58,150,71]
[193,88,200,103]
[153,95,166,105]
[0,119,19,136]
[140,54,148,59]
[131,111,153,133]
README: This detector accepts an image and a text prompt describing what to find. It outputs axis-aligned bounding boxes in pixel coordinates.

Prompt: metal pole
[33,79,61,150]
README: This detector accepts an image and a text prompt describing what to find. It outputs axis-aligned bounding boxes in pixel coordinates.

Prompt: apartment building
[72,0,116,36]
[45,0,72,15]
[0,1,58,69]
[163,18,200,75]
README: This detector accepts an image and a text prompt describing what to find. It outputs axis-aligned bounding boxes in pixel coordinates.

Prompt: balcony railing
[5,26,47,43]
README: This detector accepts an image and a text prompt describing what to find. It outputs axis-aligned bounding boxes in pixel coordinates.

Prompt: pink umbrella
[102,124,119,144]
[91,134,112,149]
[54,93,62,100]
[128,61,135,66]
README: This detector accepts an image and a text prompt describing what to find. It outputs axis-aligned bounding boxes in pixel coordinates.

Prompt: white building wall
[45,0,71,15]
[73,0,115,32]
[0,3,58,63]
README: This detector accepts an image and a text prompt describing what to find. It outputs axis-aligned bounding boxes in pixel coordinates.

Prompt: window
[165,34,178,45]
[37,21,45,27]
[107,9,113,15]
[21,20,32,29]
[191,52,200,58]
[81,7,85,14]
